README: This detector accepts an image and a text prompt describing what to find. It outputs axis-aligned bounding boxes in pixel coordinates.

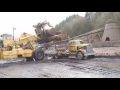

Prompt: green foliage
[55,12,120,38]
[86,12,120,29]
[106,19,115,24]
[55,14,92,37]
[55,14,80,31]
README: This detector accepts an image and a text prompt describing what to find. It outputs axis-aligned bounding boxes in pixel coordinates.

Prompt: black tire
[34,49,44,60]
[53,55,58,59]
[57,56,62,59]
[64,55,69,59]
[26,57,33,61]
[91,55,95,58]
[76,51,84,60]
[87,55,95,59]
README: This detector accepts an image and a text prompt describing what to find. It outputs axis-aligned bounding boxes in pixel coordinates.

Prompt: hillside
[55,12,120,38]
[55,14,92,38]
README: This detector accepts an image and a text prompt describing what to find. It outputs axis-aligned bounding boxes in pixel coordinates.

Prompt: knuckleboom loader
[0,33,44,61]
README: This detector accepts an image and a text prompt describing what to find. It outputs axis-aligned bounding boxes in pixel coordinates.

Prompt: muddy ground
[0,47,120,78]
[0,56,120,78]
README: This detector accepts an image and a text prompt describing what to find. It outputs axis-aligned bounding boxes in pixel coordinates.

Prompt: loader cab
[2,34,12,40]
[1,34,13,45]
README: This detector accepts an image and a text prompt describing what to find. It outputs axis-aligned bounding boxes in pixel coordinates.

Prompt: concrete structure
[75,19,120,43]
[102,19,120,41]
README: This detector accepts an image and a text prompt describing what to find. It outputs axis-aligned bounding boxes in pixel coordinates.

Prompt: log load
[48,33,67,41]
[33,21,67,43]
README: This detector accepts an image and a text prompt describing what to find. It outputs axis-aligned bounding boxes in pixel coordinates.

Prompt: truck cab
[69,40,95,60]
[69,40,88,52]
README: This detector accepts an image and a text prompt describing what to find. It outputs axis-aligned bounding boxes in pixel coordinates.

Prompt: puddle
[94,62,120,70]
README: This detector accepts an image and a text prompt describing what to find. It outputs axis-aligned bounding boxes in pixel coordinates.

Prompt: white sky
[0,12,85,37]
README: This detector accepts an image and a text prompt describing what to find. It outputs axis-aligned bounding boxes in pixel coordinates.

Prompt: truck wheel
[58,56,62,59]
[64,55,69,59]
[91,55,95,58]
[53,55,58,59]
[34,49,44,60]
[77,51,84,60]
[26,57,33,61]
[88,55,95,59]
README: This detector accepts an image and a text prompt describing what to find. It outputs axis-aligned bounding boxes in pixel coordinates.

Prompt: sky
[0,12,85,37]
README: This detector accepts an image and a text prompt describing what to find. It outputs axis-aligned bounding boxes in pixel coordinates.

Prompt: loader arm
[15,33,40,50]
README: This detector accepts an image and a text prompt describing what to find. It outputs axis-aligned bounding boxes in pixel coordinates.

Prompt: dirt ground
[93,47,120,56]
[0,57,120,78]
[0,47,120,78]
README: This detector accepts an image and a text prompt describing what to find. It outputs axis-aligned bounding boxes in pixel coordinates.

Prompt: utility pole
[13,27,16,40]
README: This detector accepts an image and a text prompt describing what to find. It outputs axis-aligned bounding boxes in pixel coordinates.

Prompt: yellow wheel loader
[0,33,45,61]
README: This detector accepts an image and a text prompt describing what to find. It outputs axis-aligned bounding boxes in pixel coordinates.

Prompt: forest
[55,12,120,37]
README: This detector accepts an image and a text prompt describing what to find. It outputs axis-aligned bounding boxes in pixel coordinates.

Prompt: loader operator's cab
[0,34,13,45]
[0,34,13,50]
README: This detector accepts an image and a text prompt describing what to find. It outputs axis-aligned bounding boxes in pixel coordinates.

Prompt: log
[48,34,67,41]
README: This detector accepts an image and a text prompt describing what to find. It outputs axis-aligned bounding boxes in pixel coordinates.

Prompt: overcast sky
[0,12,85,37]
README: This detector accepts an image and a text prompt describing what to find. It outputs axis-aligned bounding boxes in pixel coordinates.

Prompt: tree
[88,12,119,29]
[55,14,93,37]
[85,12,95,21]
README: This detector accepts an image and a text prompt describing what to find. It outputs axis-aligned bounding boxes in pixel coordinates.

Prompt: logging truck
[44,39,95,60]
